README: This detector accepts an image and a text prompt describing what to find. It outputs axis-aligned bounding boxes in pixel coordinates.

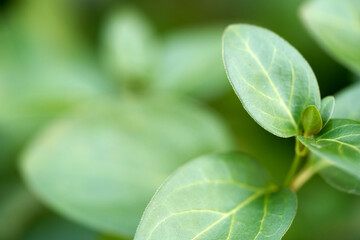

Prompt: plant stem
[295,138,308,156]
[291,160,329,191]
[284,153,303,187]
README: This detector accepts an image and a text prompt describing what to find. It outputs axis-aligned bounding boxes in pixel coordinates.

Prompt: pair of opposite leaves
[134,24,360,239]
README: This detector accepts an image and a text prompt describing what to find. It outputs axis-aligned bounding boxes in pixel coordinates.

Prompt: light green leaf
[135,152,297,240]
[301,0,360,74]
[21,97,233,238]
[223,24,320,138]
[298,119,360,183]
[332,83,360,121]
[151,26,229,99]
[301,105,322,137]
[100,7,158,87]
[319,96,335,127]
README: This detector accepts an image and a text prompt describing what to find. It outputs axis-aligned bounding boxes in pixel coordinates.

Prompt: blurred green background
[0,0,358,239]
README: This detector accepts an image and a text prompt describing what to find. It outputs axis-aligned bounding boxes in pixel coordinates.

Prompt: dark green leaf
[301,0,360,74]
[21,97,233,238]
[223,24,320,137]
[135,152,297,240]
[301,105,322,137]
[320,96,335,127]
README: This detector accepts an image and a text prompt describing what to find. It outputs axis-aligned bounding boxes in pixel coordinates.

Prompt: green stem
[284,153,303,187]
[295,138,308,156]
[291,160,329,191]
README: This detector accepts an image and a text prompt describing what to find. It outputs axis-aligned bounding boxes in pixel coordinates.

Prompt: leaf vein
[231,30,298,132]
[190,189,268,240]
[226,214,235,240]
[318,124,360,139]
[316,138,360,154]
[254,194,269,240]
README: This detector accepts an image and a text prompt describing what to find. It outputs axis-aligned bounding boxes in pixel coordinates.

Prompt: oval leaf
[135,152,297,240]
[223,24,320,137]
[301,0,360,74]
[21,97,233,238]
[301,105,322,137]
[320,96,335,127]
[298,119,360,181]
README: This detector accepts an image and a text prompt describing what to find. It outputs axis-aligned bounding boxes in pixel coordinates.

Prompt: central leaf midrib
[231,29,298,132]
[190,188,270,240]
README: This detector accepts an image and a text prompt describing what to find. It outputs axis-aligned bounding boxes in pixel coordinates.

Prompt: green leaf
[223,24,320,138]
[319,96,335,127]
[100,7,158,87]
[301,0,360,74]
[298,119,360,184]
[316,84,360,194]
[332,83,360,121]
[301,105,322,137]
[135,152,297,240]
[21,97,233,238]
[151,26,229,99]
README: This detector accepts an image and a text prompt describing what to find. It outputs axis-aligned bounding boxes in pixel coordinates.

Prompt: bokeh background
[0,0,358,239]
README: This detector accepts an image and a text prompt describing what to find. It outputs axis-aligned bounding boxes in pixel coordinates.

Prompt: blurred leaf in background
[100,6,230,99]
[100,6,158,90]
[301,0,360,75]
[0,0,112,176]
[21,96,234,238]
[150,25,230,99]
[332,83,360,120]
